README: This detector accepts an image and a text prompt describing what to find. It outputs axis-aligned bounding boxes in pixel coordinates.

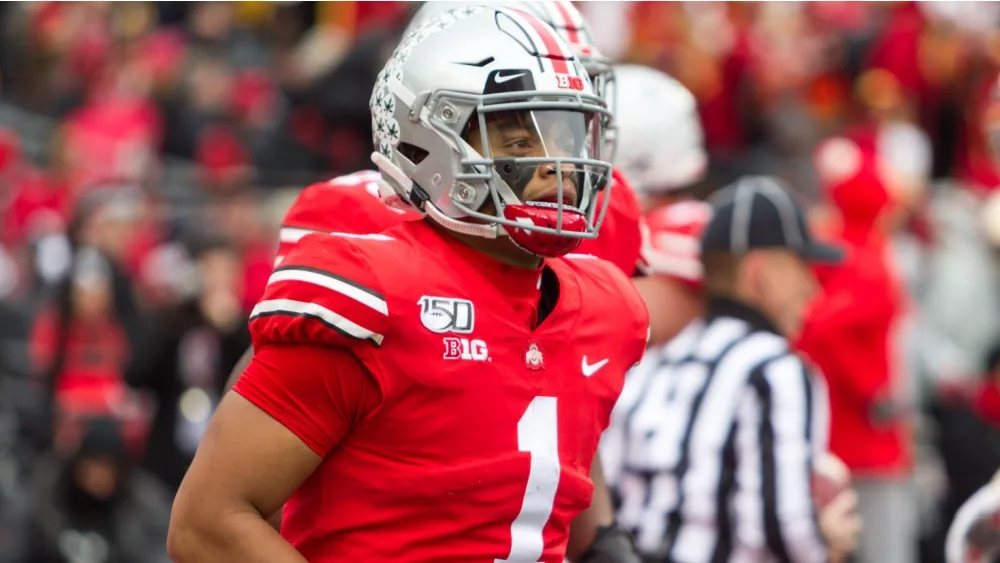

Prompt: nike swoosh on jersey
[494,72,526,84]
[581,356,609,377]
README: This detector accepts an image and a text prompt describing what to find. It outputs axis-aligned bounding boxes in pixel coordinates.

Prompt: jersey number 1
[495,396,560,563]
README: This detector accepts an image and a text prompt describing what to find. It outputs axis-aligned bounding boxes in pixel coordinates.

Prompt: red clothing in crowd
[61,97,162,195]
[29,307,130,406]
[2,166,70,248]
[797,145,911,477]
[974,384,1000,428]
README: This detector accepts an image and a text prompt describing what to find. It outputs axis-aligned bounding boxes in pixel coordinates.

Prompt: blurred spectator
[26,188,145,451]
[309,1,417,177]
[916,78,1000,384]
[18,416,171,563]
[30,249,129,405]
[798,137,916,563]
[208,190,271,312]
[125,236,249,491]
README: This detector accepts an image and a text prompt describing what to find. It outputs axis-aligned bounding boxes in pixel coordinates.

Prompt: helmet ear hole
[398,143,429,165]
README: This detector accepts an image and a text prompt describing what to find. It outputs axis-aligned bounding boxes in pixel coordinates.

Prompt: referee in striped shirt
[606,177,861,562]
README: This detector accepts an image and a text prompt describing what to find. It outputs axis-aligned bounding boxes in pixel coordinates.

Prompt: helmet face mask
[454,96,609,226]
[372,6,614,257]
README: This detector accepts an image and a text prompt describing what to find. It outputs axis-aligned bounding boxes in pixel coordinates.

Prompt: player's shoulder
[280,170,418,241]
[559,252,627,285]
[558,252,650,366]
[283,171,383,230]
[559,253,648,321]
[609,167,642,218]
[603,168,643,239]
[640,199,712,283]
[574,168,645,275]
[250,230,398,351]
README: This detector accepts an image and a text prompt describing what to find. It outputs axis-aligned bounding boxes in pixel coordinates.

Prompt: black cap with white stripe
[700,176,844,263]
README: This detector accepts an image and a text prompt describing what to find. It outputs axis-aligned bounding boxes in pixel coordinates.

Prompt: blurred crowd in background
[0,1,999,562]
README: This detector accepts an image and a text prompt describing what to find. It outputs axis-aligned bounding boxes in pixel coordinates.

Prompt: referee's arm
[740,354,827,563]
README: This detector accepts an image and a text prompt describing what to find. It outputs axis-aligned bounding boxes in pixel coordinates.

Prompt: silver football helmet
[611,65,707,197]
[371,6,613,257]
[408,2,618,157]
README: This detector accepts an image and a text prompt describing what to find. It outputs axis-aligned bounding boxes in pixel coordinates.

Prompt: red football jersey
[275,170,418,265]
[575,168,643,277]
[639,199,712,289]
[235,219,649,562]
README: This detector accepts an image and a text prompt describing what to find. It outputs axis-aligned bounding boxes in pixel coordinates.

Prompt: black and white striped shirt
[602,297,830,563]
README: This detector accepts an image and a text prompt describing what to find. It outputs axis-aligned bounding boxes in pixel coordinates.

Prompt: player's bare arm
[566,454,642,563]
[167,392,318,563]
[220,346,285,533]
[223,346,254,395]
[567,455,613,559]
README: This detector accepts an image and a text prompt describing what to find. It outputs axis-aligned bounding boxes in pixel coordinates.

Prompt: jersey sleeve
[250,232,389,368]
[233,343,381,456]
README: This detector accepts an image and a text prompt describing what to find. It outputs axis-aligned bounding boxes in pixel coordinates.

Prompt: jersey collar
[705,294,781,336]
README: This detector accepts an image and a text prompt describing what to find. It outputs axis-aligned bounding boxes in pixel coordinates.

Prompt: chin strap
[577,524,644,563]
[425,204,501,239]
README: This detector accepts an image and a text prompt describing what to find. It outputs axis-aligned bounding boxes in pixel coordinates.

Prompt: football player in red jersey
[169,7,649,563]
[218,4,647,556]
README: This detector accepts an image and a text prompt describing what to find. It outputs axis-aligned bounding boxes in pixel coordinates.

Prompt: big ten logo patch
[419,296,474,334]
[556,73,585,91]
[443,337,490,362]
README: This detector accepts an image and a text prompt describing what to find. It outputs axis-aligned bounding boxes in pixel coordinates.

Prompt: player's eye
[504,138,534,153]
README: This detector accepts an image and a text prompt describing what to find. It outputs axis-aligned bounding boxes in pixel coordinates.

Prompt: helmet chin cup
[502,203,588,258]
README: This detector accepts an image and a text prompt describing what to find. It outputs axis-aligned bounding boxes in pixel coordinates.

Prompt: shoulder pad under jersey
[251,231,394,351]
[276,171,415,264]
[562,252,650,352]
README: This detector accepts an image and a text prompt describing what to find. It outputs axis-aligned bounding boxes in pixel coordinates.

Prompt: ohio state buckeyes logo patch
[418,295,475,334]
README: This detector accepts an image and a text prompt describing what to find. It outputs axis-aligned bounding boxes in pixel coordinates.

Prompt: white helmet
[611,65,707,195]
[372,6,613,257]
